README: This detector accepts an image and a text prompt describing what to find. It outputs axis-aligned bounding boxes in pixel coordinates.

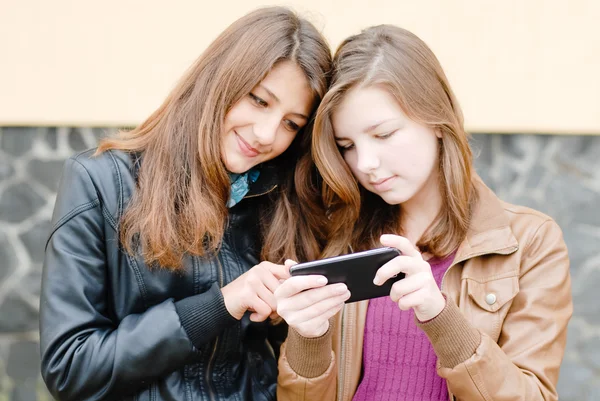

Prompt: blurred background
[1,0,599,399]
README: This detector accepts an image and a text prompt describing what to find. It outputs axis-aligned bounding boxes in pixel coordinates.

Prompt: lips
[235,132,260,157]
[370,176,396,191]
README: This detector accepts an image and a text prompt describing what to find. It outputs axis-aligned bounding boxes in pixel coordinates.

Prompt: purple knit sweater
[352,252,455,401]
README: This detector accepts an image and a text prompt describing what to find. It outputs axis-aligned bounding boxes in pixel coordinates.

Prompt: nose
[253,114,280,147]
[355,143,379,173]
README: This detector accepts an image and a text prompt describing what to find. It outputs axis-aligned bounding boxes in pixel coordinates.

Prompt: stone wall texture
[0,127,598,400]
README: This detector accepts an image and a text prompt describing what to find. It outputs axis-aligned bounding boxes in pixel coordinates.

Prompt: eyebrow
[259,84,309,120]
[335,118,399,141]
[365,119,398,132]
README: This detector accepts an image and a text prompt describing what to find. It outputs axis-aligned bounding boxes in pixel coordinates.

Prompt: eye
[376,131,395,140]
[249,93,268,108]
[283,120,301,132]
[337,142,355,151]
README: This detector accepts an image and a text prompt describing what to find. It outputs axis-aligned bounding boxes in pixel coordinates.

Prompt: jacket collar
[453,176,519,265]
[244,161,280,198]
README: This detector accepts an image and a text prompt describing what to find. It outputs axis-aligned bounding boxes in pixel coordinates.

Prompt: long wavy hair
[97,7,332,269]
[313,25,477,258]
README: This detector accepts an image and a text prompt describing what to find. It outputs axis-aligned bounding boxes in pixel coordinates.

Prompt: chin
[378,191,410,206]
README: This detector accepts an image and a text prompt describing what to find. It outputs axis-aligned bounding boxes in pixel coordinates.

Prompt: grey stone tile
[0,231,18,282]
[19,219,51,264]
[68,128,88,152]
[0,157,15,181]
[11,383,38,401]
[92,127,112,142]
[0,128,37,157]
[554,136,600,179]
[523,165,547,190]
[562,226,600,273]
[545,175,600,226]
[500,134,528,160]
[470,134,494,167]
[573,268,600,325]
[43,128,58,151]
[21,266,43,299]
[0,293,38,332]
[0,370,14,397]
[580,336,600,371]
[7,341,39,381]
[26,159,65,192]
[564,322,583,358]
[0,182,46,224]
[496,166,520,189]
[557,358,595,401]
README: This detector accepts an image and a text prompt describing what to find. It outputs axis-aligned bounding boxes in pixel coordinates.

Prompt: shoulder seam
[46,199,101,250]
[522,219,554,255]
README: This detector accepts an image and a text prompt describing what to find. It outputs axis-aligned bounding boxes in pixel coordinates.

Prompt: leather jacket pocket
[465,275,519,338]
[466,275,519,312]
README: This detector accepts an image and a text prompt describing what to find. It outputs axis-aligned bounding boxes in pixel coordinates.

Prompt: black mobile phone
[289,247,403,303]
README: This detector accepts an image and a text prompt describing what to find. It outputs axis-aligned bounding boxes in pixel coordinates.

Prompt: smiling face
[220,60,314,174]
[332,85,442,208]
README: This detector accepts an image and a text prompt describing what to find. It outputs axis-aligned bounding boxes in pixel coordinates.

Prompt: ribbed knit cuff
[416,294,481,368]
[285,323,334,378]
[175,282,238,349]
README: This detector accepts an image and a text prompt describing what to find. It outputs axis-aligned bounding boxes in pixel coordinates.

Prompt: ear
[435,128,443,139]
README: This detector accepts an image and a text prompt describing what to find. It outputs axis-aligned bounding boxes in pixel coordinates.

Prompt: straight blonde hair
[312,25,476,258]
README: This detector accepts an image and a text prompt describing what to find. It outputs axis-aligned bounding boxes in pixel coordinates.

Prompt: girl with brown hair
[275,25,572,400]
[40,7,331,401]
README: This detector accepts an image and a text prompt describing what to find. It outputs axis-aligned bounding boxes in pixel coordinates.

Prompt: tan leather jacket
[277,178,572,401]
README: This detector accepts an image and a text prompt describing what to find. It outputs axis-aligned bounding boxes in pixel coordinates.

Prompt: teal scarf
[227,168,260,207]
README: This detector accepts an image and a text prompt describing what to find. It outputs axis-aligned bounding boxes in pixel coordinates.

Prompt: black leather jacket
[40,149,287,401]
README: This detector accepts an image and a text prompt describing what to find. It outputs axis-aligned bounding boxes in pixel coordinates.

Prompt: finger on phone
[374,256,420,285]
[285,283,348,311]
[268,263,292,281]
[302,303,344,327]
[290,291,350,323]
[389,275,424,302]
[380,234,422,259]
[275,275,328,298]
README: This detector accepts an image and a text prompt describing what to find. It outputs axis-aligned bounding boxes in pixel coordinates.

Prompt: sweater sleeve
[277,322,338,401]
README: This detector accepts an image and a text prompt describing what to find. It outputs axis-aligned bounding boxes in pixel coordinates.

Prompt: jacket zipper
[205,255,225,401]
[242,184,278,199]
[265,338,276,359]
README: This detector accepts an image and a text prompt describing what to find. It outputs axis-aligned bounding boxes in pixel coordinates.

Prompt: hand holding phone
[275,261,351,338]
[289,247,404,303]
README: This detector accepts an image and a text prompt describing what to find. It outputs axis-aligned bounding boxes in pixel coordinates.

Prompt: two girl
[41,8,571,401]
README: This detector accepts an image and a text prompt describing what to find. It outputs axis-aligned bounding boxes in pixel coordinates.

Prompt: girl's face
[221,61,314,174]
[331,85,441,207]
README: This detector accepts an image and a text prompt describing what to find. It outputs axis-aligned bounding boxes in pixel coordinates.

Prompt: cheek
[272,132,297,155]
[223,102,252,129]
[342,152,361,175]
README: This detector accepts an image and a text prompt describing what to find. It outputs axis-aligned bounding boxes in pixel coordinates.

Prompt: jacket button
[485,293,497,305]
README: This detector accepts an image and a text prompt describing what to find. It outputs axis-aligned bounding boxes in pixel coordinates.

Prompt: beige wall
[1,0,598,133]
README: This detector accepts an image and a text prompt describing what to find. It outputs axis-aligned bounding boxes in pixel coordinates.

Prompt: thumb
[284,259,298,268]
[270,261,293,280]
